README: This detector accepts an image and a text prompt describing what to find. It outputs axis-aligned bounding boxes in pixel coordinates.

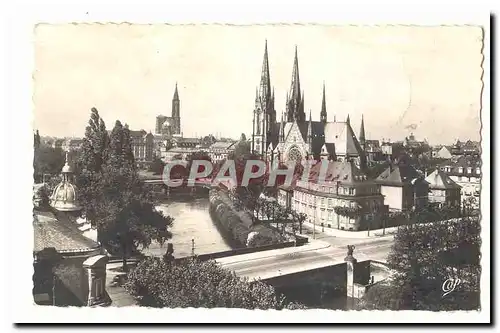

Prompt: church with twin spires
[251,41,367,169]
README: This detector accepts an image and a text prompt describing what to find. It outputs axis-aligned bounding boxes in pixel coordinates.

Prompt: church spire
[346,114,350,125]
[290,45,301,104]
[320,82,327,123]
[173,82,179,100]
[359,114,366,144]
[259,40,272,109]
[287,45,304,123]
[279,112,285,142]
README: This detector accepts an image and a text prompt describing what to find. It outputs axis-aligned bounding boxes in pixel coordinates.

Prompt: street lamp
[313,195,317,239]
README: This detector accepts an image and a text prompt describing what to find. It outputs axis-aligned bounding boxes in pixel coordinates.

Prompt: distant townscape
[32,37,481,314]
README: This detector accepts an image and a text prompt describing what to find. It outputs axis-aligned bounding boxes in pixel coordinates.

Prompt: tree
[230,134,251,159]
[369,200,481,310]
[34,130,41,149]
[149,157,165,175]
[75,109,174,270]
[76,108,110,229]
[125,256,306,309]
[33,144,65,182]
[95,120,173,270]
[186,150,212,178]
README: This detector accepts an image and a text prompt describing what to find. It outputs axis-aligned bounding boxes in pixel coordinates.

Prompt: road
[216,235,394,281]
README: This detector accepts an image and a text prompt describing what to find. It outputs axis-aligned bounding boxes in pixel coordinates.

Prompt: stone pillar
[83,255,109,307]
[344,245,357,300]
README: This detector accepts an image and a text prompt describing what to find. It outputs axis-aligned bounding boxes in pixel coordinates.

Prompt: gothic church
[251,41,367,168]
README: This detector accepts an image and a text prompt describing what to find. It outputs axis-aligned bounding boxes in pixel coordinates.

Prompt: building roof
[376,163,422,186]
[324,121,363,156]
[439,155,481,177]
[209,141,237,150]
[425,170,461,190]
[33,211,100,254]
[308,160,372,185]
[129,130,148,137]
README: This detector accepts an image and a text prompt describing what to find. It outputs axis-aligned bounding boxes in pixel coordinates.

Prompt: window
[467,167,472,174]
[458,167,464,173]
[328,198,333,207]
[476,167,481,175]
[321,198,325,206]
[349,188,355,195]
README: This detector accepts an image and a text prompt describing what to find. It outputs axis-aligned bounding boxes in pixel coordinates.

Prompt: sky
[33,24,483,144]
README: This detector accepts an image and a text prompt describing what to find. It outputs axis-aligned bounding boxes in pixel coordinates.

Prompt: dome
[61,162,73,173]
[51,182,81,212]
[50,152,81,212]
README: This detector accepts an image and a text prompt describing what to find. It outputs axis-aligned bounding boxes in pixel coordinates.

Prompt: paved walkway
[303,221,398,239]
[105,262,137,307]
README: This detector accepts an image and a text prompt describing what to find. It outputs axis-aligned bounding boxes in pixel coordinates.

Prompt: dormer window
[467,167,472,174]
[458,167,463,174]
[476,167,481,175]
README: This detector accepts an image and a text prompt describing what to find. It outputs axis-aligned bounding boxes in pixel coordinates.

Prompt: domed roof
[50,152,81,212]
[51,182,81,212]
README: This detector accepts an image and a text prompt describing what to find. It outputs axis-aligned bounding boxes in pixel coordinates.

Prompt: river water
[142,198,233,258]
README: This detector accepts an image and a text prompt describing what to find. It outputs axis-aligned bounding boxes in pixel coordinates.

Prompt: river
[141,197,233,258]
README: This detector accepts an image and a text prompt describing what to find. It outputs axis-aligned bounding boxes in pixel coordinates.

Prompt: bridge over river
[215,237,393,282]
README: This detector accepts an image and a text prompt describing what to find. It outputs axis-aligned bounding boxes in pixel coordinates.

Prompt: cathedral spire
[359,114,366,144]
[259,40,272,108]
[279,112,285,142]
[290,45,301,104]
[173,82,179,101]
[307,110,313,144]
[320,82,327,123]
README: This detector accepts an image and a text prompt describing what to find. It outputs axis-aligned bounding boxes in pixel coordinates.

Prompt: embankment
[209,189,290,248]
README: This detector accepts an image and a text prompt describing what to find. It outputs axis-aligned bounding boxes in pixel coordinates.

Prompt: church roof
[33,211,100,254]
[425,170,461,190]
[324,121,363,156]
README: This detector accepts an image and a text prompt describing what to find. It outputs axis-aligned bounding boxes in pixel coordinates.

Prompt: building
[380,140,393,159]
[278,160,386,231]
[433,145,453,159]
[52,139,64,150]
[62,138,84,152]
[400,133,430,157]
[439,155,481,208]
[364,139,385,163]
[155,84,181,136]
[208,141,237,163]
[375,162,429,212]
[250,42,367,169]
[129,130,154,168]
[163,147,200,161]
[33,154,109,306]
[425,169,462,212]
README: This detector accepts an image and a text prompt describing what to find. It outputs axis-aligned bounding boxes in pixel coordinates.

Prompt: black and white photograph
[13,13,491,324]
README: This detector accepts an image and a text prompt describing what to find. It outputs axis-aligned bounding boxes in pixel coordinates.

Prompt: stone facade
[279,160,386,231]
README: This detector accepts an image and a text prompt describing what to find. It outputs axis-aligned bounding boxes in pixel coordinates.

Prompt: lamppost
[313,196,317,239]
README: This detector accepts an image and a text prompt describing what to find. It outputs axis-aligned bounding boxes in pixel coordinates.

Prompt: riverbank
[209,189,290,248]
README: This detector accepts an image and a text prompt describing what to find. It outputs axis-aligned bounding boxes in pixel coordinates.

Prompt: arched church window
[287,147,302,162]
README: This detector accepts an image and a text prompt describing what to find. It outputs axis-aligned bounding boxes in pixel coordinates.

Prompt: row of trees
[75,108,174,270]
[125,256,306,310]
[361,200,481,311]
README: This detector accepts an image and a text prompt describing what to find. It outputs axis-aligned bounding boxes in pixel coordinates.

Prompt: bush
[125,256,305,309]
